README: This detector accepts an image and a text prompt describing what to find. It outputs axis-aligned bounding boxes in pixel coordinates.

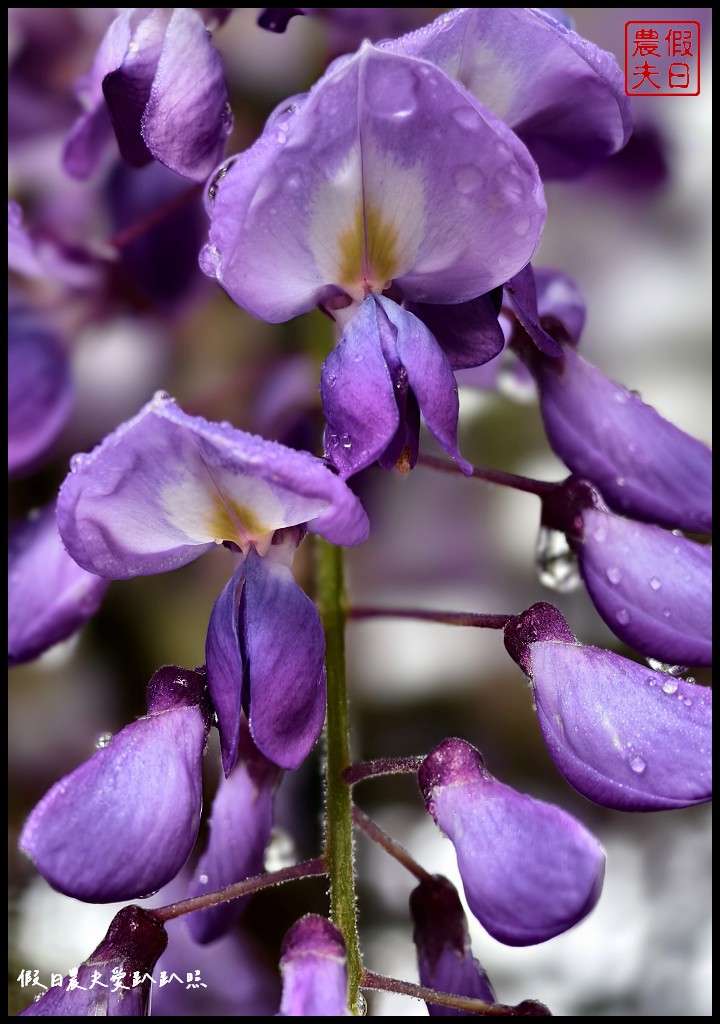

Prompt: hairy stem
[152,857,326,923]
[361,971,551,1016]
[352,806,434,884]
[344,756,424,786]
[418,452,558,499]
[349,607,514,628]
[316,539,363,1012]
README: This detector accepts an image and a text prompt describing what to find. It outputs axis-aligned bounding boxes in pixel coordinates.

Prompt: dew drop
[661,679,679,695]
[452,105,480,130]
[340,433,352,450]
[646,676,656,687]
[629,755,647,774]
[220,102,234,136]
[152,389,170,404]
[592,526,607,542]
[326,374,337,389]
[616,608,630,625]
[615,476,627,488]
[69,453,87,472]
[614,390,629,404]
[207,163,231,202]
[646,658,686,676]
[198,873,209,885]
[649,577,662,591]
[264,827,296,872]
[454,165,484,194]
[535,526,581,593]
[199,242,222,277]
[95,732,113,749]
[127,40,140,54]
[684,698,693,707]
[606,566,622,584]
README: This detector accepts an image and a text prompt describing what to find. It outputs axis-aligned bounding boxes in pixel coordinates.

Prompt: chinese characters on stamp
[625,22,700,95]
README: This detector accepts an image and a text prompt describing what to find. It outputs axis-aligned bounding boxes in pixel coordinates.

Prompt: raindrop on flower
[606,566,622,584]
[199,242,222,276]
[535,526,581,593]
[69,453,87,472]
[198,873,209,885]
[95,732,113,749]
[661,679,679,695]
[340,433,352,450]
[629,755,647,774]
[649,577,662,590]
[616,608,630,625]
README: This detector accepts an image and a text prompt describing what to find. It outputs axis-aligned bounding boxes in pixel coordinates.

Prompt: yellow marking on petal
[207,491,270,548]
[337,199,400,298]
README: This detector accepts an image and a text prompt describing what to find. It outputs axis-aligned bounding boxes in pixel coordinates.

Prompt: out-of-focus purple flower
[8,201,101,290]
[19,905,167,1016]
[277,915,350,1016]
[8,307,73,477]
[64,8,232,181]
[8,501,109,666]
[410,874,496,1016]
[56,393,368,769]
[383,8,632,180]
[542,479,712,666]
[19,666,211,902]
[186,718,281,943]
[504,603,713,811]
[204,43,544,476]
[419,738,605,947]
[526,341,712,534]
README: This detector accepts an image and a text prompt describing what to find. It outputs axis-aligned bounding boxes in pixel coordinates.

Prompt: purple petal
[385,8,632,179]
[419,738,605,946]
[141,7,231,181]
[8,201,100,289]
[8,308,73,477]
[278,915,350,1016]
[406,293,505,371]
[505,604,713,810]
[206,565,245,775]
[205,45,545,319]
[504,265,563,357]
[56,393,369,579]
[62,9,134,178]
[20,906,167,1017]
[411,875,496,1016]
[321,297,399,478]
[241,551,326,769]
[532,346,712,533]
[574,508,711,666]
[533,267,586,347]
[102,10,170,169]
[8,501,109,666]
[187,722,280,943]
[381,298,472,474]
[19,679,207,901]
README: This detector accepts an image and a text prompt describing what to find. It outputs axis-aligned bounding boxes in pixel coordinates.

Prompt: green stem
[316,539,363,1012]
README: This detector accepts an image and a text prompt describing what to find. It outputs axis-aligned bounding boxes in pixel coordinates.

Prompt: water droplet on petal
[95,732,113,749]
[199,242,222,277]
[454,165,484,195]
[535,527,581,593]
[69,453,87,472]
[615,476,627,488]
[616,608,631,625]
[152,389,170,404]
[452,105,480,130]
[661,679,679,695]
[606,566,622,584]
[629,755,647,774]
[198,872,209,885]
[592,526,607,542]
[340,433,352,450]
[684,698,693,707]
[646,676,656,687]
[220,102,234,137]
[646,658,686,676]
[649,577,662,591]
[326,374,337,389]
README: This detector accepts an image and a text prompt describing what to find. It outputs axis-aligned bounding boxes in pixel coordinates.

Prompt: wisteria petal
[205,45,545,319]
[406,293,504,371]
[575,508,712,666]
[9,502,109,666]
[411,875,496,1016]
[504,265,563,357]
[102,10,170,169]
[8,308,73,477]
[321,297,399,478]
[419,738,605,946]
[381,297,472,475]
[505,604,713,810]
[187,722,280,943]
[141,7,231,182]
[278,915,350,1016]
[241,552,326,769]
[385,8,632,179]
[62,9,134,178]
[532,346,712,533]
[19,670,208,901]
[533,267,586,347]
[56,393,368,579]
[206,566,245,775]
[20,906,167,1016]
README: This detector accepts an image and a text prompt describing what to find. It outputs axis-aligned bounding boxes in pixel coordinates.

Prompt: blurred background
[8,8,712,1016]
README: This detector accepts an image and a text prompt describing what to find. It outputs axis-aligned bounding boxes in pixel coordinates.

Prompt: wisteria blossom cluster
[8,7,711,1018]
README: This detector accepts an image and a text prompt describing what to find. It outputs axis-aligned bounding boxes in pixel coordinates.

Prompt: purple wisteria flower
[419,738,605,947]
[186,717,281,943]
[8,307,73,477]
[410,874,496,1016]
[19,666,211,902]
[383,7,632,180]
[19,905,168,1017]
[56,392,369,769]
[202,42,545,477]
[8,500,109,666]
[277,915,350,1016]
[504,603,713,811]
[63,7,232,181]
[541,479,712,666]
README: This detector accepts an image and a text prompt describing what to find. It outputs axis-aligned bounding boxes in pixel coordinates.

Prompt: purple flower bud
[505,604,713,810]
[419,738,605,946]
[9,501,109,666]
[410,875,496,1015]
[19,905,167,1016]
[187,720,281,943]
[19,666,211,902]
[278,915,350,1016]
